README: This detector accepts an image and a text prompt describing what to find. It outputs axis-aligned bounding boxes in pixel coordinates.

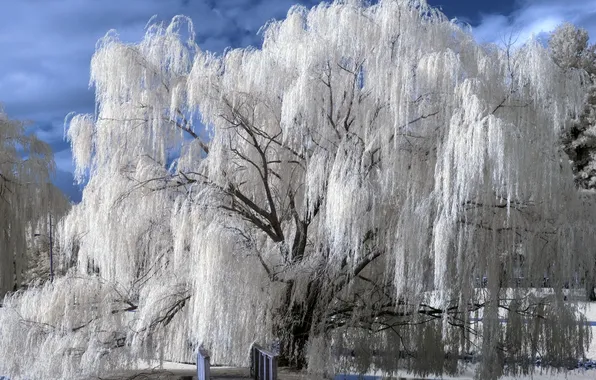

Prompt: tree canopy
[550,23,596,76]
[1,1,595,379]
[554,23,596,191]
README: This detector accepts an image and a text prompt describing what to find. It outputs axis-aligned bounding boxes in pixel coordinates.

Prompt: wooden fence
[251,344,278,380]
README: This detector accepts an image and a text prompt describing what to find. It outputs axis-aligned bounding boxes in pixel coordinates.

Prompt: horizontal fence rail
[251,344,278,380]
[197,348,211,380]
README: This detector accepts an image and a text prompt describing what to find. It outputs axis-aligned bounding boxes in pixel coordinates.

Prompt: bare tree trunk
[277,277,322,369]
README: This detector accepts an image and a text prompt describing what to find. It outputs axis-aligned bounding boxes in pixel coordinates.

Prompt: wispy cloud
[473,0,596,45]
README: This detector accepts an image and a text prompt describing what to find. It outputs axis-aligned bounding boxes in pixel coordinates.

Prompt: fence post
[197,348,211,380]
[251,343,278,380]
[271,354,277,380]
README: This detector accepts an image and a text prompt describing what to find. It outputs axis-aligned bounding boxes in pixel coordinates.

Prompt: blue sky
[1,0,595,202]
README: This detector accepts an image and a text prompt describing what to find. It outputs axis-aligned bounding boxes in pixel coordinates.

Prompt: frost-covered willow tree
[2,1,596,379]
[0,108,68,296]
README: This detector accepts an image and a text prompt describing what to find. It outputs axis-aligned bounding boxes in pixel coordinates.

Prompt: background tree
[1,2,595,380]
[0,108,69,296]
[551,23,596,299]
[549,23,596,75]
[553,23,596,189]
[23,213,70,286]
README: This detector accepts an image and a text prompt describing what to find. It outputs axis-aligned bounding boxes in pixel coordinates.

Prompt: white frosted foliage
[66,114,95,183]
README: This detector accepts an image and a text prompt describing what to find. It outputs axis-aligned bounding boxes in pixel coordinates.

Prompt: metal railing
[251,344,278,380]
[197,348,211,380]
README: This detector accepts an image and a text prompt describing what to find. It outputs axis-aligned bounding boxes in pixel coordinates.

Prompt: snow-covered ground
[96,362,304,379]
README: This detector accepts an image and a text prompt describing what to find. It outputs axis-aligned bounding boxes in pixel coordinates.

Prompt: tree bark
[277,277,322,369]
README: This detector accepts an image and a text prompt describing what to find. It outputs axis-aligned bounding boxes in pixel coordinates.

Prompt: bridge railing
[250,344,278,380]
[197,348,211,380]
